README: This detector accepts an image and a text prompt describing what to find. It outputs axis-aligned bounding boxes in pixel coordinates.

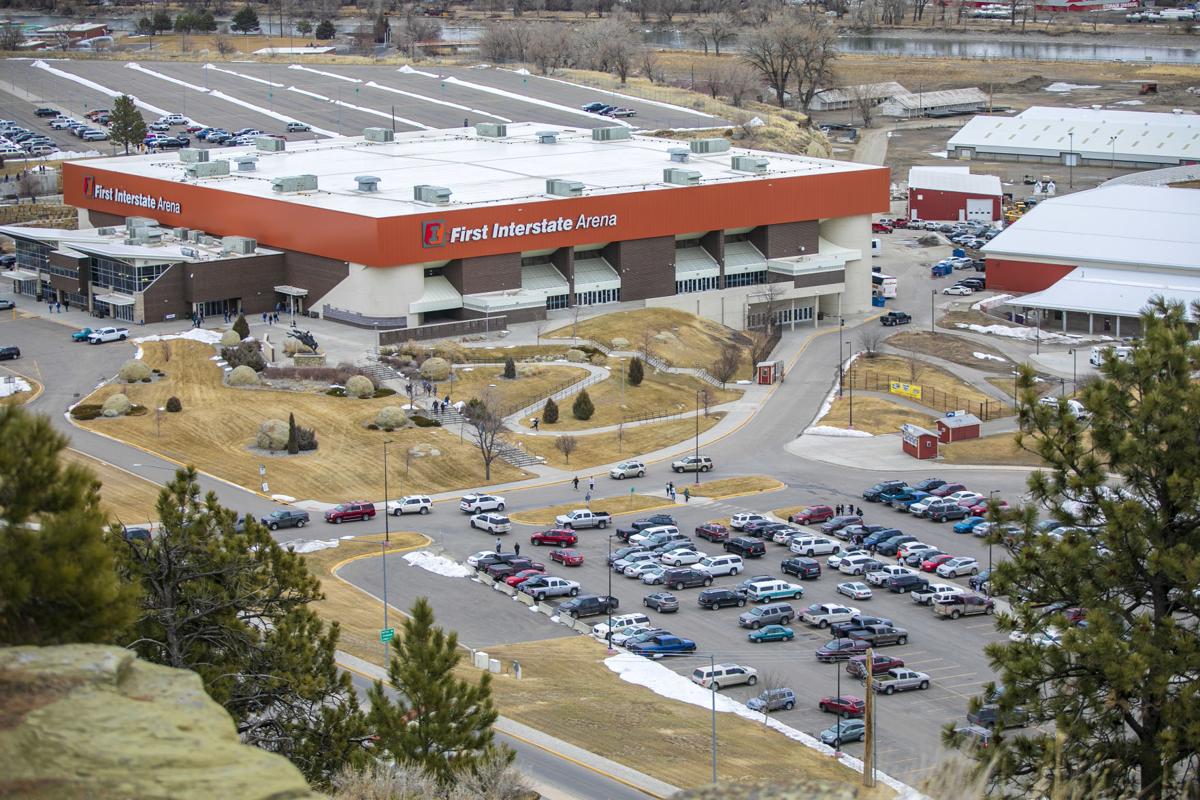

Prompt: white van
[1089,345,1132,367]
[690,663,759,690]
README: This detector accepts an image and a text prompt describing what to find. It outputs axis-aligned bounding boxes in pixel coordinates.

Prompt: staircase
[358,361,403,385]
[496,439,546,468]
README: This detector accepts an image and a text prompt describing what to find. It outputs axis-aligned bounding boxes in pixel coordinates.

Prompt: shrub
[503,356,516,379]
[373,387,397,398]
[287,412,298,455]
[165,396,182,412]
[326,387,347,397]
[433,341,466,363]
[565,349,587,363]
[119,359,152,383]
[261,365,365,384]
[232,313,250,340]
[572,389,594,421]
[222,341,266,372]
[411,415,442,428]
[70,404,103,420]
[366,422,379,430]
[345,374,375,399]
[296,424,318,451]
[101,393,132,418]
[376,406,408,429]
[628,356,644,387]
[228,365,259,386]
[542,397,559,424]
[256,418,290,450]
[589,353,608,366]
[420,357,451,381]
[282,337,314,355]
[219,329,241,347]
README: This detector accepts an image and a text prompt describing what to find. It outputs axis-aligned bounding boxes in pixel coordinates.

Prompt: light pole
[708,653,717,784]
[1068,131,1075,190]
[1068,348,1078,394]
[1108,135,1116,170]
[606,533,615,655]
[845,341,854,429]
[986,489,999,597]
[694,388,701,485]
[930,289,936,333]
[382,438,393,665]
[838,320,846,397]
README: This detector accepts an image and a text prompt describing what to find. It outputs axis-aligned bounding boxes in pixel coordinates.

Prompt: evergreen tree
[315,19,336,40]
[542,397,558,424]
[151,9,173,33]
[199,11,217,31]
[109,94,147,156]
[232,312,250,340]
[628,356,644,387]
[296,18,313,37]
[572,389,594,421]
[367,598,510,785]
[0,406,138,646]
[116,468,368,787]
[231,4,260,33]
[951,298,1200,799]
[502,356,516,380]
[287,412,299,455]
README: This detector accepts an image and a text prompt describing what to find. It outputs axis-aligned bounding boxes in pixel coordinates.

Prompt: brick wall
[606,236,675,301]
[185,253,287,313]
[551,247,574,304]
[750,221,818,259]
[445,252,521,295]
[283,251,348,307]
[140,263,189,323]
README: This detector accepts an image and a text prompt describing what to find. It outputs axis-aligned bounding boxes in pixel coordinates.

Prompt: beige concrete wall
[819,214,873,314]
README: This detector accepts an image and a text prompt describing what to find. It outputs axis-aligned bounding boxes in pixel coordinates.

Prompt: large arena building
[2,123,888,336]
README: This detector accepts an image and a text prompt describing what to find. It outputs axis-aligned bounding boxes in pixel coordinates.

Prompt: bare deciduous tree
[793,19,838,111]
[906,349,925,383]
[858,327,885,359]
[710,341,742,386]
[693,12,736,56]
[463,392,506,481]
[851,83,878,128]
[739,22,797,108]
[881,0,908,25]
[640,46,665,84]
[720,62,760,107]
[554,434,578,464]
[527,21,572,74]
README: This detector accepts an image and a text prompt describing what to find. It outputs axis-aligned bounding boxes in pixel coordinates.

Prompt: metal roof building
[878,88,989,119]
[809,82,908,112]
[946,106,1200,168]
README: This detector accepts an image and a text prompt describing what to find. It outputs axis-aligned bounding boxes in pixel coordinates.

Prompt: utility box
[272,174,318,193]
[901,424,939,460]
[364,127,395,142]
[179,148,209,163]
[663,168,701,186]
[185,160,230,179]
[256,136,285,152]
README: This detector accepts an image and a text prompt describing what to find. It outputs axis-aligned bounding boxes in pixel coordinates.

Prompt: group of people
[45,299,68,313]
[837,503,863,517]
[664,481,691,503]
[494,539,520,556]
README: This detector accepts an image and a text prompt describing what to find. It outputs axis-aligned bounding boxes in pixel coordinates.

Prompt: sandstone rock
[227,365,259,386]
[610,337,630,348]
[375,406,408,429]
[653,331,677,343]
[345,374,375,399]
[100,393,131,417]
[0,645,319,800]
[219,330,242,347]
[256,418,289,450]
[420,357,451,381]
[565,349,587,363]
[119,360,152,383]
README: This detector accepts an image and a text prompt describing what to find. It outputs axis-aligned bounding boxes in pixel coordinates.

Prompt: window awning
[723,241,768,277]
[573,257,621,293]
[520,263,568,300]
[674,245,719,280]
[274,285,309,297]
[462,289,545,313]
[94,292,135,306]
[1017,266,1200,320]
[768,238,861,277]
[409,275,462,314]
[1,269,39,281]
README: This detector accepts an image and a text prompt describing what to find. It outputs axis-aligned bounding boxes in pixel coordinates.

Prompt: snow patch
[971,293,1013,311]
[1044,82,1101,93]
[32,60,176,120]
[955,323,1076,342]
[926,151,949,158]
[804,425,874,437]
[513,67,531,75]
[811,351,861,427]
[271,494,297,503]
[973,351,1007,362]
[134,328,223,346]
[604,652,920,797]
[403,550,472,578]
[549,614,561,623]
[1114,99,1145,106]
[398,64,440,78]
[442,75,635,128]
[287,539,339,553]
[0,377,32,398]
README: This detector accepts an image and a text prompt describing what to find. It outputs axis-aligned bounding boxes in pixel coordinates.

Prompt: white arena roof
[982,185,1200,271]
[82,123,879,219]
[1018,266,1200,321]
[908,166,1001,195]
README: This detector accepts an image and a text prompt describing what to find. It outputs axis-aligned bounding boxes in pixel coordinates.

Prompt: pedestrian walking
[836,503,842,515]
[262,311,268,323]
[513,542,520,556]
[683,487,690,503]
[55,301,61,313]
[856,506,863,517]
[531,418,540,431]
[585,491,592,505]
[62,298,69,311]
[588,477,595,492]
[495,538,502,552]
[444,394,450,406]
[670,488,677,502]
[47,301,53,313]
[665,482,671,498]
[572,476,579,491]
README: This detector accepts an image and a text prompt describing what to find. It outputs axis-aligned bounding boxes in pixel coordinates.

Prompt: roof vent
[663,168,701,186]
[185,160,231,179]
[355,175,381,192]
[127,228,163,246]
[256,136,285,152]
[537,130,559,144]
[731,155,769,174]
[221,236,257,255]
[272,174,318,193]
[189,230,205,243]
[476,122,507,138]
[690,138,731,154]
[96,226,116,236]
[668,147,690,163]
[593,127,631,142]
[234,155,258,172]
[125,217,158,231]
[172,227,188,239]
[364,127,395,143]
[180,246,199,259]
[179,148,209,163]
[546,179,583,197]
[414,184,451,204]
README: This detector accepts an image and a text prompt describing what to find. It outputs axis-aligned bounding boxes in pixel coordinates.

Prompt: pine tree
[109,94,147,156]
[503,356,516,379]
[315,19,336,40]
[296,18,313,36]
[367,598,510,785]
[116,468,368,787]
[542,397,559,424]
[0,406,138,645]
[151,9,172,33]
[232,312,250,340]
[572,389,594,421]
[628,356,644,386]
[232,5,260,33]
[287,412,299,455]
[950,298,1200,799]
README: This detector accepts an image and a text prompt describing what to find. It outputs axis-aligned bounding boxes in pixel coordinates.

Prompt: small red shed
[901,424,939,460]
[936,412,982,443]
[756,360,784,385]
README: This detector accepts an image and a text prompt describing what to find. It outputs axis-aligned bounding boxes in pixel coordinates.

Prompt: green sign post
[380,627,395,643]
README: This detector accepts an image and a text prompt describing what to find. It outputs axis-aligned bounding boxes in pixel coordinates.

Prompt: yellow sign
[889,381,923,400]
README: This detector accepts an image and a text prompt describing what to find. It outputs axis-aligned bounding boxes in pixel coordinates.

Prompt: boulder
[375,406,408,429]
[611,337,630,349]
[227,365,259,386]
[0,645,319,800]
[100,393,131,418]
[219,330,242,347]
[565,349,587,363]
[256,418,290,450]
[119,360,152,383]
[653,331,677,344]
[345,374,375,399]
[420,357,451,381]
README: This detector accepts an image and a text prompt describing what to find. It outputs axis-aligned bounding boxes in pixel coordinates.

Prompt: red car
[695,523,729,542]
[791,505,835,525]
[871,222,893,234]
[504,568,545,587]
[930,483,967,498]
[550,548,584,566]
[846,653,904,679]
[891,218,910,229]
[819,694,866,718]
[530,528,578,546]
[921,553,955,573]
[324,501,376,524]
[969,499,1010,516]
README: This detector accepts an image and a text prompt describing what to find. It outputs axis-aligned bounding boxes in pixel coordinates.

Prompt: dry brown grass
[507,494,670,526]
[849,354,998,412]
[545,308,754,378]
[819,396,939,436]
[462,344,579,361]
[939,309,1006,330]
[511,413,723,469]
[772,506,808,521]
[545,359,741,430]
[61,448,164,524]
[688,475,784,499]
[939,433,1045,468]
[886,331,1012,373]
[77,340,529,502]
[0,371,40,406]
[445,364,588,409]
[986,376,1055,399]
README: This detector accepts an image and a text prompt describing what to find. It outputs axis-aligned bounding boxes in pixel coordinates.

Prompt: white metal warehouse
[810,82,908,112]
[877,88,989,119]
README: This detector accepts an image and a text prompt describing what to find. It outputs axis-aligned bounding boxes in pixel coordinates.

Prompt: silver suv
[671,455,713,473]
[610,460,646,479]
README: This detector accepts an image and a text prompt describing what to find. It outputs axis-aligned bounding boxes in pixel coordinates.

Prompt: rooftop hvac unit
[179,148,209,164]
[233,156,258,172]
[690,138,731,154]
[256,136,285,152]
[221,236,257,255]
[125,216,158,231]
[129,228,163,246]
[364,127,395,143]
[668,147,690,163]
[172,227,188,239]
[731,155,769,174]
[546,179,583,197]
[355,175,381,192]
[96,227,116,236]
[180,246,199,259]
[189,230,205,243]
[592,127,631,142]
[537,130,559,144]
[476,122,508,138]
[414,184,451,204]
[185,160,231,179]
[272,174,318,193]
[663,168,701,186]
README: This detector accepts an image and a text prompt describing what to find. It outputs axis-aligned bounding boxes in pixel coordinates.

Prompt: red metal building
[907,166,1002,223]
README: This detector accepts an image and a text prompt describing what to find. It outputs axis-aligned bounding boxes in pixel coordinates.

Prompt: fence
[502,370,608,421]
[377,316,509,347]
[842,368,1011,422]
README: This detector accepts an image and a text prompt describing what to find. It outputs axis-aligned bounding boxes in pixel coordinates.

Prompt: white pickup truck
[87,326,129,344]
[872,668,931,695]
[554,509,612,529]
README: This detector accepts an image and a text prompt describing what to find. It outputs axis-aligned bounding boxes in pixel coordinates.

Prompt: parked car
[781,556,821,579]
[558,594,619,619]
[928,503,971,522]
[695,522,729,542]
[819,516,862,535]
[863,480,907,502]
[530,528,578,547]
[387,495,432,515]
[872,668,931,694]
[837,554,882,576]
[627,634,696,657]
[791,505,835,524]
[661,567,713,590]
[642,592,679,612]
[967,704,1029,730]
[609,460,646,479]
[934,593,995,619]
[749,624,795,643]
[0,345,20,361]
[801,603,861,628]
[671,455,713,473]
[460,493,505,513]
[285,121,311,132]
[87,326,128,344]
[745,579,805,603]
[519,576,580,601]
[550,548,584,566]
[837,581,873,601]
[880,311,912,326]
[847,624,909,647]
[591,613,651,640]
[871,222,893,233]
[888,573,930,594]
[730,513,768,531]
[815,637,871,662]
[260,509,310,530]
[486,558,546,580]
[789,535,841,557]
[820,719,867,747]
[929,482,967,498]
[724,536,766,558]
[505,568,545,587]
[697,587,747,610]
[737,602,795,629]
[747,687,796,713]
[955,516,987,534]
[555,509,612,529]
[875,536,918,557]
[846,653,905,679]
[325,501,376,524]
[937,556,981,577]
[470,513,511,533]
[866,564,914,587]
[696,554,743,576]
[660,547,706,567]
[691,663,758,690]
[912,583,963,605]
[819,695,866,718]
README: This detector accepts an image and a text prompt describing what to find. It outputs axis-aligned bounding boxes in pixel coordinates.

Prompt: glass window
[521,254,552,267]
[724,232,751,243]
[675,240,702,250]
[15,239,51,273]
[90,256,171,295]
[724,270,767,289]
[546,293,569,310]
[573,250,601,261]
[675,276,718,295]
[423,266,444,277]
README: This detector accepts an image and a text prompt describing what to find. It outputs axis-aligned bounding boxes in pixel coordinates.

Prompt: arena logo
[84,176,182,214]
[421,213,619,248]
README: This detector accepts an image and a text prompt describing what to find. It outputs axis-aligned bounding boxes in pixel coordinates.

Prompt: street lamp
[382,439,394,665]
[1108,135,1117,169]
[838,320,846,397]
[606,533,615,655]
[986,489,999,597]
[845,341,854,429]
[694,388,702,485]
[931,289,936,334]
[1068,348,1078,394]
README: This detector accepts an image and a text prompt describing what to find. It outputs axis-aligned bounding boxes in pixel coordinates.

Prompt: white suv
[610,460,646,479]
[592,612,651,640]
[788,536,840,557]
[470,513,511,533]
[696,554,743,577]
[731,513,768,531]
[388,495,432,515]
[460,493,505,513]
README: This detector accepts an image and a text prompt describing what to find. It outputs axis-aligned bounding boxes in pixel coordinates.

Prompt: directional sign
[380,627,395,643]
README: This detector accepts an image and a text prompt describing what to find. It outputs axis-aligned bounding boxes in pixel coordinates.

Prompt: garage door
[966,198,994,222]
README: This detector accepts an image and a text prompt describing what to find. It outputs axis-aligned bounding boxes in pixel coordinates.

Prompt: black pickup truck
[616,514,678,542]
[880,311,912,327]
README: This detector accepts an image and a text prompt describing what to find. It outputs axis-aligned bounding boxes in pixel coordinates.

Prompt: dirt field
[511,413,723,469]
[886,331,1013,373]
[77,339,529,502]
[818,395,939,435]
[688,475,785,499]
[939,432,1045,467]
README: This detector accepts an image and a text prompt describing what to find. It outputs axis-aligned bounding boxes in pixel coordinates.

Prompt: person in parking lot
[857,506,863,516]
[683,487,690,503]
[513,542,520,556]
[495,538,502,552]
[573,476,579,490]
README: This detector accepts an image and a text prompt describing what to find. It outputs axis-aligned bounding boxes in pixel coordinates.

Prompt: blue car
[627,634,697,657]
[954,516,986,534]
[891,491,932,511]
[748,624,795,643]
[819,718,867,747]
